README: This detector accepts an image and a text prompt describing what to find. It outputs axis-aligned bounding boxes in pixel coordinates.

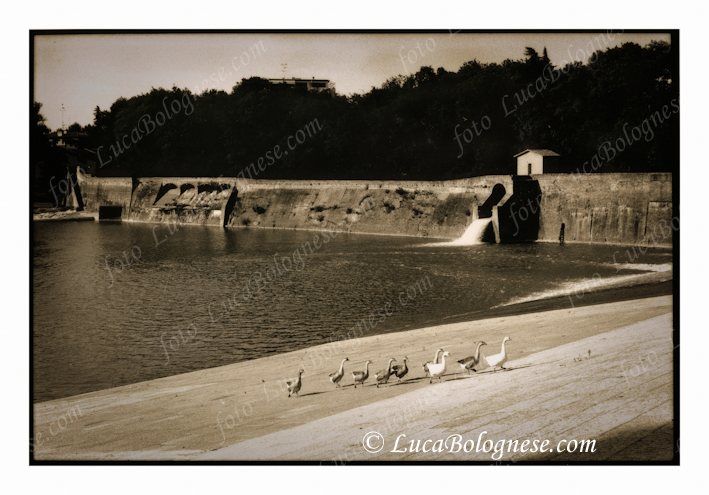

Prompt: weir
[65,173,672,246]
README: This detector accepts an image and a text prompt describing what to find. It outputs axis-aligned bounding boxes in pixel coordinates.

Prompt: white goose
[421,348,443,373]
[352,360,372,388]
[426,351,450,383]
[329,357,349,388]
[485,337,511,372]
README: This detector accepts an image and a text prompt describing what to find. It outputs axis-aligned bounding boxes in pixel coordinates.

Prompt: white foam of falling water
[447,218,493,246]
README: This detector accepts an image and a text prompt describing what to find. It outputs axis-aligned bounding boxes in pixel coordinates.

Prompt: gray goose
[458,342,487,374]
[374,358,397,388]
[391,356,409,382]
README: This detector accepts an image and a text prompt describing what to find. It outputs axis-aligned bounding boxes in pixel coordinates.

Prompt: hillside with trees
[33,41,678,182]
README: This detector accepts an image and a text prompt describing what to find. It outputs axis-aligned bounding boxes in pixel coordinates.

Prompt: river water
[32,221,672,403]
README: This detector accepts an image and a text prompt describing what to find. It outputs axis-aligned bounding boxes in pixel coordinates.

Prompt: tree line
[32,40,677,186]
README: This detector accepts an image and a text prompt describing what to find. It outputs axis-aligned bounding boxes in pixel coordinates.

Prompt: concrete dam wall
[225,177,514,238]
[494,173,673,246]
[77,177,133,219]
[74,173,672,246]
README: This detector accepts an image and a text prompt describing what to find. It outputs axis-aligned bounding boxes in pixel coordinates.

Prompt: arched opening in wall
[198,184,222,194]
[478,183,507,218]
[180,184,195,194]
[153,183,178,206]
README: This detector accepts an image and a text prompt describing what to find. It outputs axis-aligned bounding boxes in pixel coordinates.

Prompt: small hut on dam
[514,149,561,176]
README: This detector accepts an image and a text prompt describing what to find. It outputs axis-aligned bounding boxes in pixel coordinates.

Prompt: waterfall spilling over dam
[447,218,494,246]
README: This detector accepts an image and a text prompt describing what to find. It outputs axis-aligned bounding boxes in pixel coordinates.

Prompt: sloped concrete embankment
[31,296,673,460]
[225,177,513,239]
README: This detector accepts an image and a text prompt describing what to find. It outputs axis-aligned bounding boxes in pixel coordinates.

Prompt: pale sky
[34,32,671,130]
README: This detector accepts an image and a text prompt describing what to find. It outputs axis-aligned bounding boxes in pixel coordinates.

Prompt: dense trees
[31,102,67,201]
[40,40,678,180]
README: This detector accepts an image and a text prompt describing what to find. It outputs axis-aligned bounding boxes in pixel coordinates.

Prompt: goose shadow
[388,379,422,387]
[473,366,526,374]
[297,391,330,397]
[437,367,527,381]
[370,379,418,388]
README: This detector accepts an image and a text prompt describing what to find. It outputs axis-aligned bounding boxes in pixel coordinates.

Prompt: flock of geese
[286,336,511,398]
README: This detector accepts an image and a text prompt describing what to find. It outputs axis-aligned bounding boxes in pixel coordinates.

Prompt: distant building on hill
[268,78,336,96]
[514,149,561,175]
[52,129,88,150]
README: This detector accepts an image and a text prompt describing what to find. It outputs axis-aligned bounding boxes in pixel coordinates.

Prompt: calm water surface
[32,222,672,402]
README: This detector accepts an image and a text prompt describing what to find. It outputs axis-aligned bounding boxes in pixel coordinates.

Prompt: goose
[374,358,397,388]
[485,337,511,372]
[421,348,443,373]
[329,357,349,388]
[391,356,409,382]
[352,360,372,388]
[426,351,450,383]
[458,341,487,374]
[286,369,304,398]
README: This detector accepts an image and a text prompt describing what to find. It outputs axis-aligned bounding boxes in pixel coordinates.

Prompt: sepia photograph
[15,0,701,486]
[29,28,680,466]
